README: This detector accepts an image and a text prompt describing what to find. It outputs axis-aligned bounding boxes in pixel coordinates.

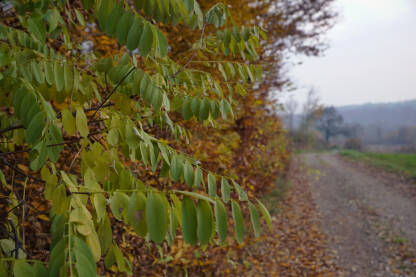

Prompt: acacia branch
[0,103,114,135]
[0,130,104,157]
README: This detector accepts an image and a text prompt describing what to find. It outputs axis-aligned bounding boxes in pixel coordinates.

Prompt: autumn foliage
[0,0,335,275]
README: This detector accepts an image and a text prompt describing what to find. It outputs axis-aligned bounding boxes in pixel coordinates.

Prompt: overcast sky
[288,0,416,108]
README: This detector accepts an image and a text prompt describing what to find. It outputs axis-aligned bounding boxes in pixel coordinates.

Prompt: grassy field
[339,150,416,178]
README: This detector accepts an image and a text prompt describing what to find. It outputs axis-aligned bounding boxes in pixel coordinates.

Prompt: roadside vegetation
[340,150,416,178]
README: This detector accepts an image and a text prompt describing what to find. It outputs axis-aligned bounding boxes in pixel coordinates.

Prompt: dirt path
[304,153,416,276]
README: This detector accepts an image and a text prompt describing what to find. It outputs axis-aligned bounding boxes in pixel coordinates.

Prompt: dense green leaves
[12,87,46,145]
[0,0,272,274]
[96,0,168,57]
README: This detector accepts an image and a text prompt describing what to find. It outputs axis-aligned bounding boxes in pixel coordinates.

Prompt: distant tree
[284,96,298,132]
[317,106,344,143]
[301,88,323,132]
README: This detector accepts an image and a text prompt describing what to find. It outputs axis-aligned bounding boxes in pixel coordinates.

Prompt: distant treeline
[284,98,416,149]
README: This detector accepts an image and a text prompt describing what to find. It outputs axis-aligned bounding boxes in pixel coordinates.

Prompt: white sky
[287,0,416,108]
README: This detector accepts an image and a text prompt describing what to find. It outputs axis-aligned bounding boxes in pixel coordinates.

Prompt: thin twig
[0,158,43,183]
[173,22,207,78]
[0,124,23,135]
[91,67,136,118]
[0,130,104,157]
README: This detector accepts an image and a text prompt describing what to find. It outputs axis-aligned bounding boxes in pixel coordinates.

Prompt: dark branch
[91,67,136,118]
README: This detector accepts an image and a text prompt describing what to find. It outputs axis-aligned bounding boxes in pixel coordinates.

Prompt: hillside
[337,99,416,129]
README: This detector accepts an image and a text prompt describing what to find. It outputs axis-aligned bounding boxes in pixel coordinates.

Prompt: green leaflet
[207,173,217,197]
[30,141,47,170]
[156,28,168,56]
[127,191,147,237]
[72,236,97,277]
[86,233,101,262]
[199,98,210,120]
[190,97,200,117]
[168,204,178,246]
[146,192,168,244]
[194,167,203,189]
[27,16,46,43]
[196,199,214,245]
[231,200,245,244]
[49,238,65,276]
[32,61,45,84]
[138,23,154,56]
[13,260,32,277]
[97,0,114,30]
[257,199,272,231]
[248,201,260,238]
[25,101,41,127]
[75,107,89,137]
[183,160,194,187]
[182,100,192,120]
[98,217,112,256]
[13,87,26,118]
[126,17,144,51]
[116,11,134,46]
[107,128,119,146]
[220,99,231,119]
[181,196,197,246]
[232,180,248,201]
[46,124,64,163]
[170,154,183,182]
[52,184,69,214]
[54,61,64,92]
[61,108,76,136]
[63,63,73,92]
[19,92,37,122]
[139,142,149,167]
[93,193,107,223]
[151,89,163,110]
[82,0,94,9]
[104,3,123,37]
[109,192,129,221]
[44,61,54,85]
[12,260,45,277]
[173,190,215,204]
[215,199,227,244]
[26,112,45,145]
[221,177,231,203]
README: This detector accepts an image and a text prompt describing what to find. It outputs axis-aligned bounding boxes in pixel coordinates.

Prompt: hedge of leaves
[0,0,273,275]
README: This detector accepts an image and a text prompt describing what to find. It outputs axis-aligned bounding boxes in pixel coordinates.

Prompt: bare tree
[301,88,323,132]
[284,95,298,132]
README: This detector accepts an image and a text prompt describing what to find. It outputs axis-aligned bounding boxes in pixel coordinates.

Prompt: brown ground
[234,158,339,276]
[304,153,416,277]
